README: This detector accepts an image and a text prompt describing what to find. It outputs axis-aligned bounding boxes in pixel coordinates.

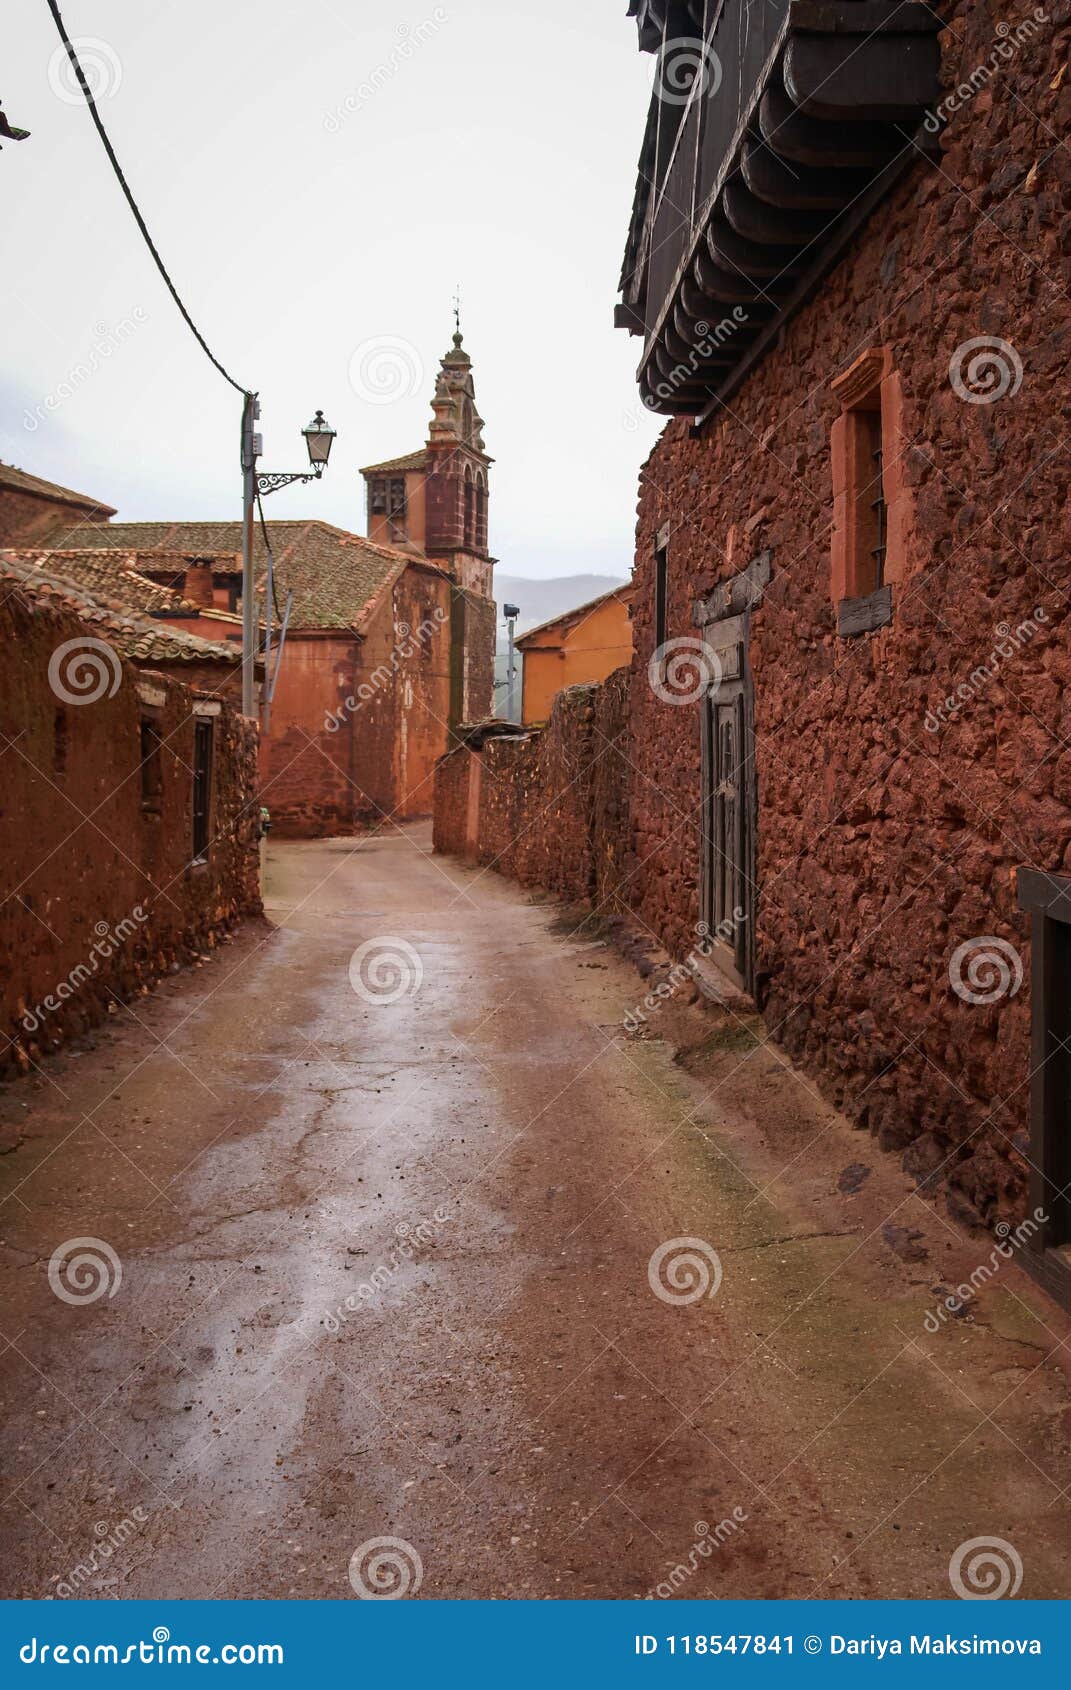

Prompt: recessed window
[387,477,407,543]
[191,719,213,861]
[830,348,905,636]
[654,533,669,651]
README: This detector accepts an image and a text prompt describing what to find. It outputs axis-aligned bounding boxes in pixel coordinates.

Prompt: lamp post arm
[256,468,323,497]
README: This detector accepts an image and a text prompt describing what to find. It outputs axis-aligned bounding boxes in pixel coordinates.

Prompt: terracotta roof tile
[0,554,251,670]
[359,449,427,476]
[46,518,412,632]
[2,548,200,615]
[0,461,116,516]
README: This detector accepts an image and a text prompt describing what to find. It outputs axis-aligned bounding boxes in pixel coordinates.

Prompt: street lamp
[240,395,336,717]
[301,410,336,473]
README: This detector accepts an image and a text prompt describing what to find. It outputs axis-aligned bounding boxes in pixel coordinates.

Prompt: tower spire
[452,283,462,348]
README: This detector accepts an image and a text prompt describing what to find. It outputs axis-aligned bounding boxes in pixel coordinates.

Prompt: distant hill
[493,572,629,637]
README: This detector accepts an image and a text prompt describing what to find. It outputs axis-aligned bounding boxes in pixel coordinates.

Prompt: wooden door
[700,617,756,994]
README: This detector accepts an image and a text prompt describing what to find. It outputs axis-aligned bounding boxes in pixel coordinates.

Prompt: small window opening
[654,540,668,651]
[192,719,213,861]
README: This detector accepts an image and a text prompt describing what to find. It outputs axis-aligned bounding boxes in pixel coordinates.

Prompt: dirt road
[1,823,1069,1599]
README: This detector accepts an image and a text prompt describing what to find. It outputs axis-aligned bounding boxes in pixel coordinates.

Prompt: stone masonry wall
[0,583,261,1076]
[433,672,633,911]
[626,0,1071,1230]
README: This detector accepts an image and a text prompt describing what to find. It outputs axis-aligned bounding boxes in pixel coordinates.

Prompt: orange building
[516,582,633,725]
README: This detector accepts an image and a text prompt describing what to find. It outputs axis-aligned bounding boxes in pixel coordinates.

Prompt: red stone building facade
[0,462,115,547]
[0,573,260,1077]
[617,0,1071,1274]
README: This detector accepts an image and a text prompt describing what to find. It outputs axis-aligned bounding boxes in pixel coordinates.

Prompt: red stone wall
[0,584,260,1076]
[260,568,459,837]
[433,673,633,911]
[625,0,1071,1229]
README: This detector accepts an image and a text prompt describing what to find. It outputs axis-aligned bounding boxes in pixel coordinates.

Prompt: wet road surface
[1,823,1070,1599]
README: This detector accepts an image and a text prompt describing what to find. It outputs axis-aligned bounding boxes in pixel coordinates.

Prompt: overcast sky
[3,0,662,582]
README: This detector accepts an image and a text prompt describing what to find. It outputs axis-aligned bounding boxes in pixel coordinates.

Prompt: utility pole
[240,392,260,719]
[503,602,520,722]
[239,396,336,721]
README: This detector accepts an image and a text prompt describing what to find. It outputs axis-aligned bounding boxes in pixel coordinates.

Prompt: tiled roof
[359,449,427,476]
[46,518,420,632]
[0,554,249,670]
[2,548,200,615]
[0,461,116,516]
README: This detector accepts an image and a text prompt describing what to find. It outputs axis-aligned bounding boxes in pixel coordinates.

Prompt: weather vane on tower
[453,284,462,344]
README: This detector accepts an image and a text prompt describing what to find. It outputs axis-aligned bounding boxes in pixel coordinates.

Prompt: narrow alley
[1,826,1069,1601]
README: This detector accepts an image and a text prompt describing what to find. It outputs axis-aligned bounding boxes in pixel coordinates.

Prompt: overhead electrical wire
[45,0,250,397]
